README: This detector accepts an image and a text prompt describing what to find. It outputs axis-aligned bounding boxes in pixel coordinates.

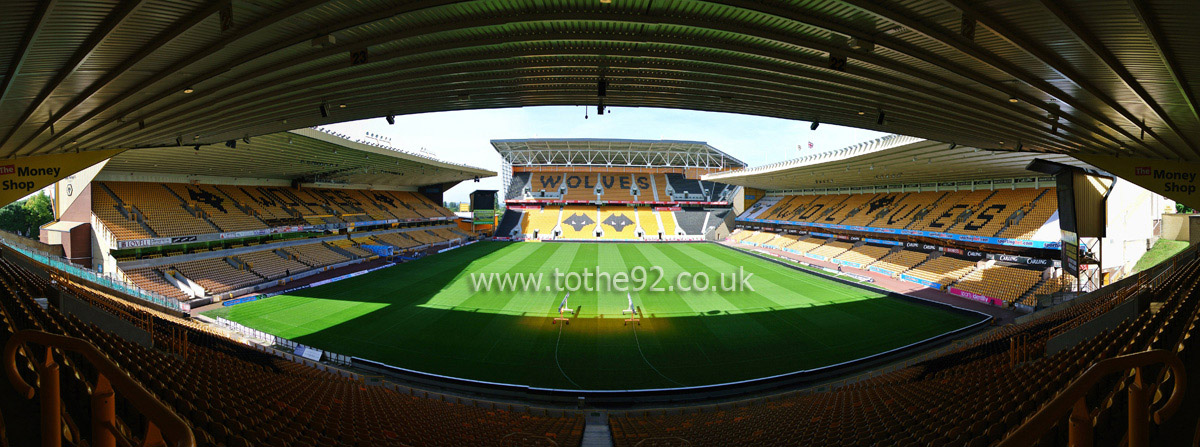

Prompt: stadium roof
[704,135,1092,190]
[101,127,494,188]
[491,138,745,169]
[0,1,1197,164]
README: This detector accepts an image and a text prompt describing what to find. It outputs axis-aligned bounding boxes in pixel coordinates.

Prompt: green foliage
[1132,239,1191,273]
[0,192,54,236]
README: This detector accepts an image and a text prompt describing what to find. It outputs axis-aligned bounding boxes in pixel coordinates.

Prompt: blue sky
[326,106,887,203]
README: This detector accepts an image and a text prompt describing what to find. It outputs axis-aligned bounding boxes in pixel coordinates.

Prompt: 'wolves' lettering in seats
[603,213,635,231]
[928,204,969,228]
[798,204,824,220]
[600,175,635,190]
[565,175,594,189]
[636,176,651,190]
[185,186,228,213]
[373,192,396,207]
[867,194,896,213]
[538,175,561,189]
[964,204,1005,231]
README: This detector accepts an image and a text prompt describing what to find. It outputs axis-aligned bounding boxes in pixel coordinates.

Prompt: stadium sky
[326,106,887,204]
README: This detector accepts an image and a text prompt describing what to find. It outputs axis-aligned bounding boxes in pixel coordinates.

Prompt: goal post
[623,292,640,325]
[553,292,573,324]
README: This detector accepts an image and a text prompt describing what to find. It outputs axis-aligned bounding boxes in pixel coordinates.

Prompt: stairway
[581,412,613,447]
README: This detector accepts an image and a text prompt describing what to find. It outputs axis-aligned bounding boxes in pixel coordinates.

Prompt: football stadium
[1,2,1200,447]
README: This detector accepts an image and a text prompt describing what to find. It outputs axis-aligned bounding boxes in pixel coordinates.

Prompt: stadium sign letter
[0,149,125,207]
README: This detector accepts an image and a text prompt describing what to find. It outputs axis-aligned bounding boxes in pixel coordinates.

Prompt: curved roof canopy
[102,127,494,188]
[1,0,1197,162]
[492,138,745,168]
[704,134,1092,190]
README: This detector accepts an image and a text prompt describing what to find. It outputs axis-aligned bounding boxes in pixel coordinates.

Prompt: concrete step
[581,411,613,447]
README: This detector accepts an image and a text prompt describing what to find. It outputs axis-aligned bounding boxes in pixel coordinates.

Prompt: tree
[23,192,53,231]
[0,202,31,236]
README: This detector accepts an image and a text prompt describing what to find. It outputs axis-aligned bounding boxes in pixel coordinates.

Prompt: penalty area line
[554,323,581,389]
[631,323,686,387]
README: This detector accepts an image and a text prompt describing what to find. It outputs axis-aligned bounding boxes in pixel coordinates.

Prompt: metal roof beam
[931,0,1187,159]
[0,0,147,152]
[1126,0,1200,131]
[0,0,57,107]
[2,0,225,155]
[36,11,1072,154]
[1036,0,1198,153]
[83,32,1089,155]
[95,64,1077,159]
[718,0,1169,158]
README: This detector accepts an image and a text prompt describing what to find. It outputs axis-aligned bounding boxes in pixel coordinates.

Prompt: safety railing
[4,330,195,447]
[998,350,1186,447]
[0,238,183,311]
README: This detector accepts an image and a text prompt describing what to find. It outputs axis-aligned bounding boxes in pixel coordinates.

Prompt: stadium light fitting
[857,110,865,115]
[175,136,182,146]
[183,87,194,94]
[225,140,236,149]
[1008,95,1019,103]
[1016,142,1024,151]
[876,110,885,125]
[338,103,346,108]
[386,115,395,125]
[810,120,819,130]
[319,104,329,118]
[242,135,251,144]
[949,142,957,149]
[193,145,201,151]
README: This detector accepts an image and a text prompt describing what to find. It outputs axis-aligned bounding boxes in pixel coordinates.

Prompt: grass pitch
[206,242,983,390]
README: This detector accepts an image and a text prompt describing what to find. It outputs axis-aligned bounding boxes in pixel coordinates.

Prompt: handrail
[999,350,1186,447]
[3,330,195,447]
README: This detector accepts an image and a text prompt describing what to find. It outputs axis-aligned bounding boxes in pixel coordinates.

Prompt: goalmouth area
[205,242,987,393]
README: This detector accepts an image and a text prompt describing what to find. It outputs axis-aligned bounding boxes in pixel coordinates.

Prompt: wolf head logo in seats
[562,213,594,231]
[603,213,634,231]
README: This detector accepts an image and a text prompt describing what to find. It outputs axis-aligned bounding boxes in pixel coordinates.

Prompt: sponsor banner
[654,206,683,211]
[829,258,863,269]
[948,287,1004,307]
[742,218,1062,250]
[117,238,172,249]
[865,238,902,246]
[506,205,542,211]
[900,274,942,290]
[804,253,827,261]
[868,266,896,276]
[222,295,261,307]
[810,232,834,238]
[219,229,271,239]
[0,148,126,207]
[362,244,394,257]
[294,345,324,362]
[270,225,306,234]
[965,250,985,259]
[1076,154,1200,210]
[940,246,964,255]
[988,253,1055,267]
[506,199,729,206]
